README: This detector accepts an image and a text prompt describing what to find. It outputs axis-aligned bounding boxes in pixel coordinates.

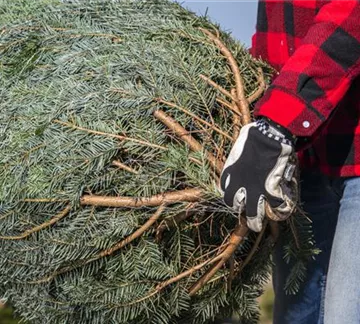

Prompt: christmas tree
[0,1,316,323]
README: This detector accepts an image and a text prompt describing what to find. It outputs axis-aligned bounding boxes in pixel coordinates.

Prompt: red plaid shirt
[251,0,360,177]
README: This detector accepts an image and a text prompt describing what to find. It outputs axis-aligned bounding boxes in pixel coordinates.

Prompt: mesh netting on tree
[0,1,316,323]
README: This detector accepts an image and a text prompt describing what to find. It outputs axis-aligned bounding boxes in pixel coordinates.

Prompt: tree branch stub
[80,188,204,208]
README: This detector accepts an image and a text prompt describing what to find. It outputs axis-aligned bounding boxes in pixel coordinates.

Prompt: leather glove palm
[219,119,298,232]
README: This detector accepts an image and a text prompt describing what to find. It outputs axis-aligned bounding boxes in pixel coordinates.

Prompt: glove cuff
[256,118,296,147]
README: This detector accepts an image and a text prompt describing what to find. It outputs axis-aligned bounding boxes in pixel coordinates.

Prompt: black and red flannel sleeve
[254,0,360,137]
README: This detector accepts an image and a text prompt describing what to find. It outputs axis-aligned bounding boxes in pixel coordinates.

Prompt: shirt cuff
[253,86,325,137]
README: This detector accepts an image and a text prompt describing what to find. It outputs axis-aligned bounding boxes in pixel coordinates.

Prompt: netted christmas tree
[0,1,317,323]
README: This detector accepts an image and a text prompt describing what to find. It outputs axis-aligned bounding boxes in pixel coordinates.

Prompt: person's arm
[254,0,360,137]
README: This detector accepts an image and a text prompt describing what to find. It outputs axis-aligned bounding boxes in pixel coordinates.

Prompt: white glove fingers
[246,195,266,232]
[264,142,293,200]
[220,123,253,178]
[233,187,246,214]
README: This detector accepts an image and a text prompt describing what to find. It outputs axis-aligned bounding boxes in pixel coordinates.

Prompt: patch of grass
[259,282,274,324]
[0,304,19,324]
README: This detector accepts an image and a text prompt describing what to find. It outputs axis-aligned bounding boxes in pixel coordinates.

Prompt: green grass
[0,305,19,324]
[259,283,274,324]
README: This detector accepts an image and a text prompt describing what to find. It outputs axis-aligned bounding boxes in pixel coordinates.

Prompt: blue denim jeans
[324,173,360,323]
[272,170,360,324]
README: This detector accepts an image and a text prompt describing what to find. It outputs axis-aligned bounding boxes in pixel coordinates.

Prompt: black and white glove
[219,119,298,232]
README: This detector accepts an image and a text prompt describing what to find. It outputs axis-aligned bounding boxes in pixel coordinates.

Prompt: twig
[0,211,13,221]
[53,120,166,150]
[193,120,226,164]
[153,109,223,174]
[216,106,228,164]
[64,33,122,42]
[50,238,76,246]
[227,255,235,292]
[216,97,242,117]
[23,144,46,158]
[80,188,203,208]
[199,28,251,125]
[189,156,203,166]
[156,249,226,290]
[22,198,69,203]
[111,288,160,308]
[200,75,237,103]
[155,203,196,242]
[14,26,71,32]
[111,160,138,174]
[193,121,219,151]
[157,98,232,141]
[113,233,232,301]
[196,221,203,256]
[110,246,227,308]
[132,168,171,195]
[247,68,266,104]
[97,205,166,257]
[194,241,229,263]
[217,135,226,163]
[269,221,280,244]
[231,88,241,141]
[0,205,71,240]
[289,217,301,250]
[238,219,268,272]
[108,88,132,96]
[188,216,249,296]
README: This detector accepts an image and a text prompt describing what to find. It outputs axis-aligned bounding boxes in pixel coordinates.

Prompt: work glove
[219,118,298,232]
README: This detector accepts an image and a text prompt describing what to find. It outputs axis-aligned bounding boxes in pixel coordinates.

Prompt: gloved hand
[219,118,298,232]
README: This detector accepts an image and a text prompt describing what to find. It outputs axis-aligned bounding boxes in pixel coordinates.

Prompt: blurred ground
[259,282,274,324]
[0,303,17,324]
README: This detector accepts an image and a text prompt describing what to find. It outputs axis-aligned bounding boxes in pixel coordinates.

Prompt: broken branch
[80,188,203,208]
